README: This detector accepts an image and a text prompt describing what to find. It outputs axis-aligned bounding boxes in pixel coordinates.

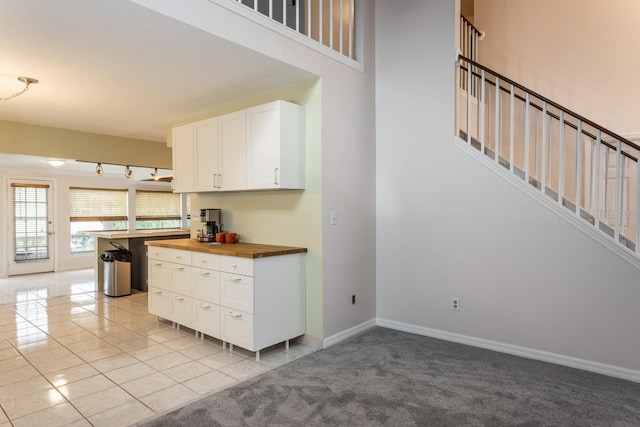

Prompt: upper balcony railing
[220,0,357,62]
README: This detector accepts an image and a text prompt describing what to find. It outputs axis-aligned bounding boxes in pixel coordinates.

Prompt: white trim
[207,0,364,72]
[377,318,640,384]
[300,333,324,349]
[323,318,377,348]
[454,136,640,272]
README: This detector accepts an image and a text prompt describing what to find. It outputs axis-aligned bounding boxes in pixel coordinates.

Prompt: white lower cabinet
[147,246,305,358]
[148,286,170,319]
[194,299,220,338]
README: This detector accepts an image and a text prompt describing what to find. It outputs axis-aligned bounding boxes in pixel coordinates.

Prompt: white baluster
[466,59,472,144]
[509,84,515,173]
[559,111,565,206]
[329,0,333,50]
[319,0,323,45]
[494,76,500,164]
[524,93,531,183]
[307,0,311,38]
[349,0,354,58]
[339,0,343,54]
[594,131,602,231]
[480,70,486,155]
[576,120,583,216]
[541,102,548,195]
[614,140,622,242]
[636,149,640,254]
[296,0,300,32]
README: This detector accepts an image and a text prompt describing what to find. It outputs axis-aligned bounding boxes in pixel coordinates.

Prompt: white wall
[0,168,171,277]
[376,0,640,378]
[474,0,640,135]
[129,0,377,342]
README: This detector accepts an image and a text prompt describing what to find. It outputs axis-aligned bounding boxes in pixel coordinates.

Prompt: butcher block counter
[144,238,307,258]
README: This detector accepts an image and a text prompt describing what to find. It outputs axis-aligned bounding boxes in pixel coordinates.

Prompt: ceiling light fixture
[1,76,39,101]
[124,165,132,179]
[96,163,103,176]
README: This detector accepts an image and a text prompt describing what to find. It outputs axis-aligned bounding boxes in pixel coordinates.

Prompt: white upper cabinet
[194,117,219,192]
[218,110,247,191]
[171,100,305,193]
[246,100,305,190]
[172,123,195,193]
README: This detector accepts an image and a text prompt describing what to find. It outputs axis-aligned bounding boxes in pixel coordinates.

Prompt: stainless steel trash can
[100,242,132,297]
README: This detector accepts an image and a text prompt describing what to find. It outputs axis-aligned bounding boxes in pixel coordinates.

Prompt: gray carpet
[139,327,640,426]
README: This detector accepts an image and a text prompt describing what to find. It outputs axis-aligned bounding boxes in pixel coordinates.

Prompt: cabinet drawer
[192,252,220,270]
[168,264,192,295]
[220,256,253,276]
[221,309,254,351]
[148,286,170,319]
[192,267,220,304]
[193,299,220,338]
[221,273,254,314]
[148,260,170,290]
[148,247,191,264]
[170,293,193,328]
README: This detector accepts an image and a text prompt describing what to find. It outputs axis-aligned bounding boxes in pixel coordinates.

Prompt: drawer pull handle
[201,260,207,264]
[202,272,210,276]
[232,264,238,268]
[154,291,162,295]
[155,263,162,266]
[230,277,242,282]
[200,304,211,309]
[177,267,185,271]
[176,297,185,301]
[230,313,242,318]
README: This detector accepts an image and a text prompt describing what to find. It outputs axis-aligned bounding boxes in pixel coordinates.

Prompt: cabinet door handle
[175,296,185,301]
[200,303,211,309]
[218,174,223,188]
[230,312,242,318]
[154,263,162,267]
[202,272,210,276]
[274,168,279,185]
[154,291,163,295]
[213,173,217,189]
[176,267,185,271]
[229,277,242,282]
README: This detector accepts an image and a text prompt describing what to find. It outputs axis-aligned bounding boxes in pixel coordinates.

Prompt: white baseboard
[300,334,324,349]
[377,318,640,384]
[323,318,377,348]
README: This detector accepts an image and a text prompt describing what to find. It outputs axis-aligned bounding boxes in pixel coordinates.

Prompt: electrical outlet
[451,297,460,311]
[352,294,356,305]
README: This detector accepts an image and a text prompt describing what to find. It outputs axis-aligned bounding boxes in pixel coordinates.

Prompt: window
[135,190,181,230]
[69,188,128,253]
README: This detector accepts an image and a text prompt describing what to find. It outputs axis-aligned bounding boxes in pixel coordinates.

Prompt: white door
[218,110,247,191]
[7,179,55,275]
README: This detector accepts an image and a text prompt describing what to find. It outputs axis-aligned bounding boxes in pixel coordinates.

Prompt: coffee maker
[197,209,222,242]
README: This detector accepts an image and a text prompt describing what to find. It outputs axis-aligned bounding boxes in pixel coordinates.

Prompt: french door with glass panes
[8,180,55,275]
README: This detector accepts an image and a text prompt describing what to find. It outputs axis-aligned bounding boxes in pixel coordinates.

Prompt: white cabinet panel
[148,260,170,290]
[149,286,170,319]
[192,252,220,270]
[193,299,220,338]
[221,309,254,351]
[246,100,305,190]
[194,117,220,191]
[192,267,219,304]
[168,264,192,295]
[221,273,254,314]
[218,110,246,191]
[220,256,253,276]
[172,123,195,193]
[170,293,192,327]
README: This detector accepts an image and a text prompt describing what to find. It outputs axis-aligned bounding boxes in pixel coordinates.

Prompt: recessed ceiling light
[47,159,65,167]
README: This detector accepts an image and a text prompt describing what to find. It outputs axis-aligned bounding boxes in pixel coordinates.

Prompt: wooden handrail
[458,55,640,155]
[461,15,482,37]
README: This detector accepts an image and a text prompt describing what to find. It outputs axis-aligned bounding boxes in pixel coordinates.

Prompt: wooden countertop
[145,238,307,259]
[87,229,190,239]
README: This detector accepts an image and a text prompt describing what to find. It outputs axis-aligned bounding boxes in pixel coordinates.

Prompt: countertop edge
[145,238,307,258]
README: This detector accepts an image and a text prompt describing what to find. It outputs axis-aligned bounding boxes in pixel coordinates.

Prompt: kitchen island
[89,229,190,292]
[145,238,307,360]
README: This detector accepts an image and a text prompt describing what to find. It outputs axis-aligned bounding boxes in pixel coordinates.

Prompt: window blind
[69,187,128,221]
[135,190,181,221]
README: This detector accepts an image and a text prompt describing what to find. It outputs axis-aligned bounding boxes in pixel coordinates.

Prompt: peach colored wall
[475,0,640,135]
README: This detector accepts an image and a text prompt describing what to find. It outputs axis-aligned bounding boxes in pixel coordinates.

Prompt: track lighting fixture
[124,165,132,179]
[96,163,103,176]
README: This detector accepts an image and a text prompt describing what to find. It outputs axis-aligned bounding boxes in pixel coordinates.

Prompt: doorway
[7,179,55,275]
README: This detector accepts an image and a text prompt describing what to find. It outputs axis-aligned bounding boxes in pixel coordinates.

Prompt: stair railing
[459,16,483,96]
[456,54,640,255]
[220,0,356,60]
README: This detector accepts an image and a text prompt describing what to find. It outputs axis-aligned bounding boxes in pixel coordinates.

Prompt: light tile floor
[0,269,315,427]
